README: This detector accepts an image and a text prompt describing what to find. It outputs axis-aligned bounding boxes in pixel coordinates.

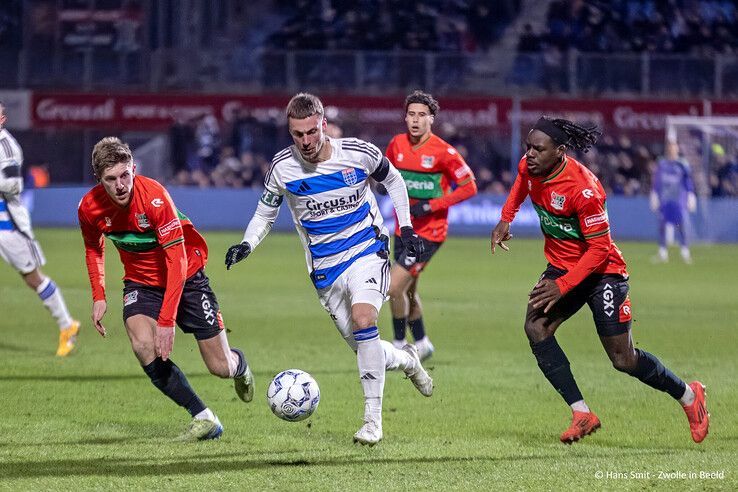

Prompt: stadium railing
[13,48,738,99]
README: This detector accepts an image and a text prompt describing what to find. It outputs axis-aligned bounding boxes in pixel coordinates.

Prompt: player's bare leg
[388,264,414,348]
[525,305,598,443]
[125,315,222,440]
[197,330,254,402]
[22,267,79,356]
[599,331,708,442]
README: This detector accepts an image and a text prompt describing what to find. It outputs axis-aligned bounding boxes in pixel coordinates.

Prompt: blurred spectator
[193,114,221,172]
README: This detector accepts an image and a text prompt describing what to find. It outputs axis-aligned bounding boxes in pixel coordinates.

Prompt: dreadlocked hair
[549,118,602,153]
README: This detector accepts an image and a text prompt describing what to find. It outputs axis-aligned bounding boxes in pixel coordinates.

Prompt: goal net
[665,115,738,241]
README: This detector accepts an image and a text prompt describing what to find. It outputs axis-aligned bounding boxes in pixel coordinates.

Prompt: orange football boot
[560,411,601,444]
[682,381,709,443]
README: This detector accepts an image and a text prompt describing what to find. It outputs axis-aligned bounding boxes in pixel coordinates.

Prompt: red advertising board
[519,99,704,133]
[31,92,708,133]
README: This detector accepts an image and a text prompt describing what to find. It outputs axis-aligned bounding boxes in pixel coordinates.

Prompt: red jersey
[386,133,477,242]
[78,175,208,327]
[501,155,628,295]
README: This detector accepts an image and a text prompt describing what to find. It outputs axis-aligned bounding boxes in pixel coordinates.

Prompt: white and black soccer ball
[266,369,320,422]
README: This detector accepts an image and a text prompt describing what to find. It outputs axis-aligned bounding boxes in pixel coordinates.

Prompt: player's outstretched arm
[227,193,281,270]
[92,299,107,337]
[491,220,512,254]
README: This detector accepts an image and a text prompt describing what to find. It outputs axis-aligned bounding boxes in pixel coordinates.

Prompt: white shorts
[317,253,390,350]
[0,230,45,274]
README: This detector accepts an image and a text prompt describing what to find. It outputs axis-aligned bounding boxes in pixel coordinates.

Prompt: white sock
[36,277,73,329]
[570,400,590,413]
[194,408,216,421]
[355,327,385,423]
[679,384,695,406]
[380,339,414,372]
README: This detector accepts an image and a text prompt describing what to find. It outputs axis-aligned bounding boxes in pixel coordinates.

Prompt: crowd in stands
[165,113,738,198]
[266,0,518,53]
[521,0,738,55]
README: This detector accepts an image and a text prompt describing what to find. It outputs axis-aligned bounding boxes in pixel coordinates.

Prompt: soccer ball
[266,369,320,421]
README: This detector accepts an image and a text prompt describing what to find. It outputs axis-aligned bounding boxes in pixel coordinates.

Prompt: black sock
[531,336,583,405]
[142,358,206,417]
[628,349,686,400]
[231,348,247,378]
[392,317,407,341]
[409,317,426,341]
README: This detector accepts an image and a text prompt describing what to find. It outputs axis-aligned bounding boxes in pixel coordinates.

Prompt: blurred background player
[78,137,254,441]
[0,100,79,356]
[491,117,709,445]
[225,93,433,446]
[386,90,477,360]
[650,141,696,264]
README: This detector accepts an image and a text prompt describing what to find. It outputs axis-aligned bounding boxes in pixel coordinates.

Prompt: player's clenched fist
[225,241,252,270]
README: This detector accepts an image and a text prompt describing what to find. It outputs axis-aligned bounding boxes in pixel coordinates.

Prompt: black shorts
[122,269,225,340]
[529,264,633,337]
[393,234,442,277]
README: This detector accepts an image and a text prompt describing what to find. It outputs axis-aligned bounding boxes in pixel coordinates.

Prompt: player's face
[100,161,134,207]
[289,114,327,163]
[525,129,564,177]
[405,103,434,142]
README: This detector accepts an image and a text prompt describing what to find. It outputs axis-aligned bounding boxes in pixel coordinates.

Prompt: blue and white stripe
[37,278,57,301]
[266,138,387,289]
[0,199,13,230]
[353,326,379,342]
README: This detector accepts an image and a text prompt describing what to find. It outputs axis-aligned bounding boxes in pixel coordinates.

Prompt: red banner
[32,92,709,133]
[519,99,704,133]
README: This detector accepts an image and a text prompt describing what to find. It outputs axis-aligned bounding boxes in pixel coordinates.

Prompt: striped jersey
[0,128,28,234]
[502,155,627,294]
[263,138,388,289]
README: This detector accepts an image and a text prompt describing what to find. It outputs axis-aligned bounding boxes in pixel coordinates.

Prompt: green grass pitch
[1,228,736,490]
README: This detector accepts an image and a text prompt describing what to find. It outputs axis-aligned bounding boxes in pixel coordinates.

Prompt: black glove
[400,226,425,259]
[225,241,252,270]
[410,199,433,217]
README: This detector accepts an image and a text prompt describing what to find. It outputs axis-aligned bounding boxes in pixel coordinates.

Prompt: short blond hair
[91,137,133,180]
[286,93,324,119]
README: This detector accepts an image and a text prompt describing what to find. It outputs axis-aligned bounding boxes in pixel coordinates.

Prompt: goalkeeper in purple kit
[650,141,696,264]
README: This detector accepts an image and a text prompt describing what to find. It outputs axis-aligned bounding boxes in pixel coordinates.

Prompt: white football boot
[353,419,383,446]
[415,337,435,361]
[402,344,433,397]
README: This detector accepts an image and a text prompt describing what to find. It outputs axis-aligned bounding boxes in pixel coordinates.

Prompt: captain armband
[260,190,284,207]
[1,161,21,178]
[370,156,391,182]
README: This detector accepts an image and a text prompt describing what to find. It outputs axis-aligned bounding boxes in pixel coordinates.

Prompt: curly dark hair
[404,90,439,116]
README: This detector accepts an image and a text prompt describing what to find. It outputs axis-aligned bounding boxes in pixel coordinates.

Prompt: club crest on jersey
[421,155,435,169]
[124,290,138,306]
[104,216,112,227]
[342,168,358,186]
[527,180,532,191]
[397,153,404,162]
[550,191,566,210]
[136,213,150,229]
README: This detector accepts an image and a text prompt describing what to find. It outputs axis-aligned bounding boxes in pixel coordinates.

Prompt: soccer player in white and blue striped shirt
[226,93,433,445]
[0,100,79,356]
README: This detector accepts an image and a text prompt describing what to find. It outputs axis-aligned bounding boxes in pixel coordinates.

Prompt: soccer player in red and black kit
[386,91,477,360]
[78,137,254,441]
[491,117,709,444]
